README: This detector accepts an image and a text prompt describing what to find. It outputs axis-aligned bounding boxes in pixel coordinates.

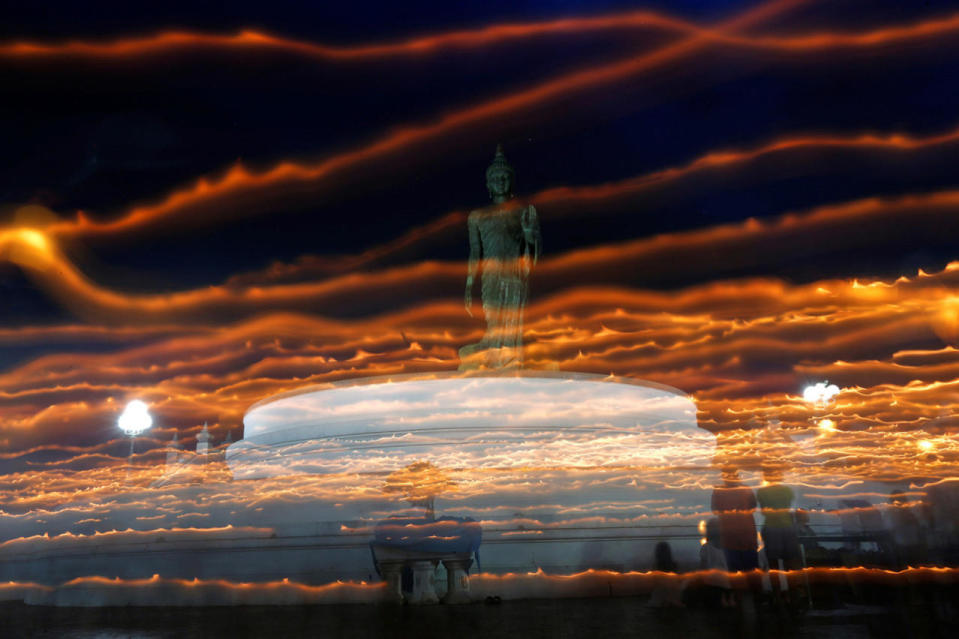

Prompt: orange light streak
[4,212,959,515]
[0,13,711,60]
[0,525,274,551]
[0,13,714,61]
[4,255,959,462]
[467,566,959,597]
[8,188,959,325]
[2,8,958,61]
[226,120,959,282]
[3,568,958,607]
[6,5,959,249]
[536,126,959,207]
[59,574,380,592]
[4,567,959,593]
[15,0,806,240]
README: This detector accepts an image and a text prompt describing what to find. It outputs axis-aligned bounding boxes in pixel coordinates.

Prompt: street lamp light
[118,399,152,465]
[802,382,840,435]
[802,382,840,406]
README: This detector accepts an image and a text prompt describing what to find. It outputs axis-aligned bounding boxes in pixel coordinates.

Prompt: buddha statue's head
[486,144,514,203]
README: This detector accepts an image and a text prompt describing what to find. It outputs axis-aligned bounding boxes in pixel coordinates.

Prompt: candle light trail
[3,0,959,612]
[7,0,809,240]
[2,8,958,62]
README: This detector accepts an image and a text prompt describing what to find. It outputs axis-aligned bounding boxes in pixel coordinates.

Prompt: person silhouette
[887,490,925,568]
[711,465,760,611]
[649,541,685,607]
[757,465,801,603]
[711,467,759,573]
[699,517,733,607]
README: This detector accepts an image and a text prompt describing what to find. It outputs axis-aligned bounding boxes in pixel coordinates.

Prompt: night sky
[3,0,959,475]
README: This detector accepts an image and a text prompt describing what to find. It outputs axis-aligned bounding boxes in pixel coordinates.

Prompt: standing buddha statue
[459,145,541,370]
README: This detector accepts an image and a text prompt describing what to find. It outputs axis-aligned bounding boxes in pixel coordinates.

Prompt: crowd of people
[646,467,959,613]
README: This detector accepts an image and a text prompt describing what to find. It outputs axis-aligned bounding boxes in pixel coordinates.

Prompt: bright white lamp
[119,399,153,464]
[119,399,152,436]
[802,382,840,405]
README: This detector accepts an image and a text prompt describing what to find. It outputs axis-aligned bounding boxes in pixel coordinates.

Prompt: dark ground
[3,591,957,639]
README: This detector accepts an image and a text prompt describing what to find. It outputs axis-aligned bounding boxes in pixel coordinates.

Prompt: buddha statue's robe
[459,201,540,370]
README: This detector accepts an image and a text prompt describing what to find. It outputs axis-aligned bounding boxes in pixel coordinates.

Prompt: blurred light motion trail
[3,0,959,613]
[3,7,959,61]
[10,113,959,251]
[8,190,959,323]
[219,120,959,278]
[2,568,958,607]
[10,0,809,239]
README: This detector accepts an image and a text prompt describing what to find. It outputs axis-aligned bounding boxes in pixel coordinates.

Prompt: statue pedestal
[378,560,405,603]
[229,371,700,482]
[457,345,523,371]
[442,558,472,604]
[372,546,475,605]
[409,560,439,605]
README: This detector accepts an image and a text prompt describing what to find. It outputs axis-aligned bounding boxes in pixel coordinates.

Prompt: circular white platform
[227,371,711,479]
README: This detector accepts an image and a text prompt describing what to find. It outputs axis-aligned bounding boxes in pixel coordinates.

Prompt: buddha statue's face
[487,170,512,202]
